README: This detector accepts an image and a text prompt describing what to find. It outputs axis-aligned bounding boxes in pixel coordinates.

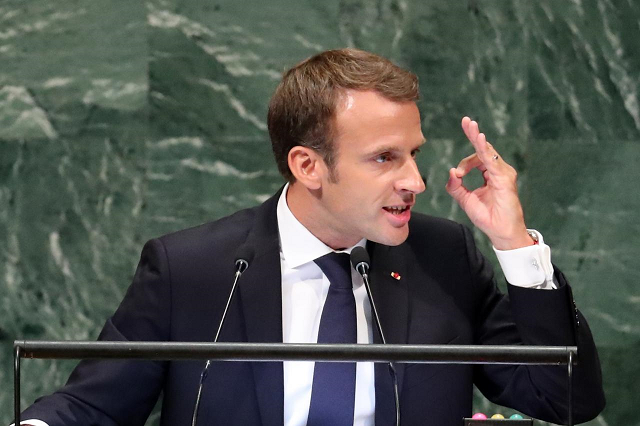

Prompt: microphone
[351,246,370,278]
[350,247,401,426]
[191,244,255,426]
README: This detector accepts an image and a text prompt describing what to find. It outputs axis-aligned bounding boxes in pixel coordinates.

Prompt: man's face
[314,90,426,248]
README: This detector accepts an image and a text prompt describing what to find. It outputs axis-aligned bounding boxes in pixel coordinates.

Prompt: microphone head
[350,246,370,275]
[234,244,254,273]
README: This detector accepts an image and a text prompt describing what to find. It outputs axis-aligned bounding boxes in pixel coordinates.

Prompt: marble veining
[1,0,638,424]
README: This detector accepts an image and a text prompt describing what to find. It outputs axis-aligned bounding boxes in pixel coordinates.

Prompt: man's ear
[288,146,326,190]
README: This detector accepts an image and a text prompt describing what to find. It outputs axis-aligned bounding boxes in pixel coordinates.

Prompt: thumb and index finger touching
[446,116,497,202]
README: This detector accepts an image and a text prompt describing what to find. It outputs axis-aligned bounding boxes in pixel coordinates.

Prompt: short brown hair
[267,48,419,182]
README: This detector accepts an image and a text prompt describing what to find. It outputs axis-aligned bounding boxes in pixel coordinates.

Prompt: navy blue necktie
[307,252,357,426]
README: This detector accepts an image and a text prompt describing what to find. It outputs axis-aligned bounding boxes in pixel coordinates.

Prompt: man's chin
[369,226,409,246]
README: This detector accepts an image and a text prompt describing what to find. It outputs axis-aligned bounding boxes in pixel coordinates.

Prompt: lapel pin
[390,272,401,280]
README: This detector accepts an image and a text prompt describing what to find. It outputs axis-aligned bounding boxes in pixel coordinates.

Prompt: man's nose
[396,159,426,194]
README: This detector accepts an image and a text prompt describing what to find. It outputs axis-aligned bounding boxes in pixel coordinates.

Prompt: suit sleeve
[464,225,606,424]
[19,238,172,426]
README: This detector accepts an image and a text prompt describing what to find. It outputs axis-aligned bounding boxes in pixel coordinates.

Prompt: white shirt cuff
[493,229,556,290]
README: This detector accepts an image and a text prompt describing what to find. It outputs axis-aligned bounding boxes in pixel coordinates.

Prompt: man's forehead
[341,91,356,111]
[334,89,419,121]
[336,89,379,110]
[334,89,420,125]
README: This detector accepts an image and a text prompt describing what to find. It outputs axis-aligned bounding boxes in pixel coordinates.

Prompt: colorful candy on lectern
[470,412,526,420]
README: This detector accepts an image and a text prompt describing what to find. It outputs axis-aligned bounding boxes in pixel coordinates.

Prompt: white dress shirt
[277,185,376,426]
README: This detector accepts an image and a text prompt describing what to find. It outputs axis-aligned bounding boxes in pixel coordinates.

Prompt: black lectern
[13,341,576,425]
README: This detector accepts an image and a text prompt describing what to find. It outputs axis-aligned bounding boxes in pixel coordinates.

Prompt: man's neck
[285,182,360,250]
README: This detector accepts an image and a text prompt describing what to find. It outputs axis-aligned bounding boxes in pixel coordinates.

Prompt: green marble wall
[1,0,638,424]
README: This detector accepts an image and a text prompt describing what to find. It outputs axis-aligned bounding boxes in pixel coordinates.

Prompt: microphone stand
[191,256,249,426]
[352,248,401,426]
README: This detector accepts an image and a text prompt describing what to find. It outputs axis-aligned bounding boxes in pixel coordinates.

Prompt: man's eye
[374,154,391,163]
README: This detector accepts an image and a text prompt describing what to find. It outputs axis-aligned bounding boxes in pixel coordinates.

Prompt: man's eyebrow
[365,140,426,156]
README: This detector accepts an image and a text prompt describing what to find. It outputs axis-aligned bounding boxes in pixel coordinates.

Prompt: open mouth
[383,206,410,215]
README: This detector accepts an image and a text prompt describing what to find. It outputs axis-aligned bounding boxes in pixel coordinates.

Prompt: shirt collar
[277,183,366,269]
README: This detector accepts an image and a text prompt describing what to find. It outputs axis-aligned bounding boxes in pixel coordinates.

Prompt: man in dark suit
[19,48,604,425]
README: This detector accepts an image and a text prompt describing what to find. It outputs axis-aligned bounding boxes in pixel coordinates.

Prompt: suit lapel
[367,241,410,425]
[237,191,284,426]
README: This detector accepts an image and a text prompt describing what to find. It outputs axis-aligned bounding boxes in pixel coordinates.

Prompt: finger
[475,132,492,160]
[475,132,503,173]
[461,116,480,144]
[461,118,506,175]
[461,116,472,141]
[454,153,486,177]
[465,120,480,146]
[462,118,492,156]
[445,167,470,204]
[482,169,491,185]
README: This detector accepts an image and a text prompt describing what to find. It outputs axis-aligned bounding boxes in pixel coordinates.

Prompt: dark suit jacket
[22,190,605,425]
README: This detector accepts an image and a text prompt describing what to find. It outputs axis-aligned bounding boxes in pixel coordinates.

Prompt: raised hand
[445,117,534,250]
